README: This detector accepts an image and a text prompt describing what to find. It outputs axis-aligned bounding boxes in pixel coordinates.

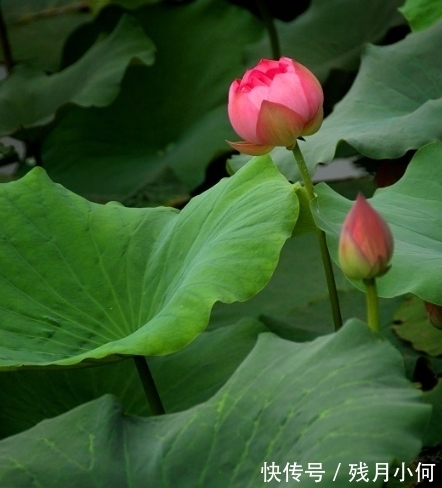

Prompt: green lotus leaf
[400,0,442,31]
[312,142,442,305]
[41,0,263,205]
[0,14,155,137]
[0,155,297,369]
[302,20,442,165]
[247,0,404,83]
[0,322,430,487]
[0,0,92,72]
[0,318,267,438]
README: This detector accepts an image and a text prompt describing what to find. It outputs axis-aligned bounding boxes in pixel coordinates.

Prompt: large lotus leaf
[0,318,267,438]
[0,14,155,137]
[0,155,298,369]
[246,0,404,83]
[312,143,442,305]
[0,0,92,72]
[41,0,263,205]
[301,20,442,165]
[0,322,430,487]
[400,0,442,31]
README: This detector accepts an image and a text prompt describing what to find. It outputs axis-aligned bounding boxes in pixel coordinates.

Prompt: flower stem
[255,0,281,59]
[133,355,165,415]
[363,278,380,332]
[292,144,315,201]
[291,144,343,331]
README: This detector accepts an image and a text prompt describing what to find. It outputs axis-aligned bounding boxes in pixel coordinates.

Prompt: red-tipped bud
[338,193,394,280]
[424,301,442,329]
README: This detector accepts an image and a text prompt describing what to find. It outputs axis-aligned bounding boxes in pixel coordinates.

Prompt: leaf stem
[255,0,280,59]
[0,5,14,73]
[133,355,165,415]
[292,144,315,201]
[363,278,380,332]
[291,144,343,331]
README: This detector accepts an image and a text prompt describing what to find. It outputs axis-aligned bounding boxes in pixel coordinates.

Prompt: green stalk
[134,355,165,415]
[291,144,343,331]
[292,144,315,201]
[363,278,380,332]
[255,0,281,60]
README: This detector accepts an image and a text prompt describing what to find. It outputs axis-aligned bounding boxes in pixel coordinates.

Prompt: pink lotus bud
[424,301,442,329]
[227,57,323,155]
[339,194,394,280]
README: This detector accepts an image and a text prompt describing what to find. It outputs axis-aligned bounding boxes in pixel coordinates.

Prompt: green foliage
[212,232,352,331]
[0,0,92,71]
[0,318,267,438]
[228,146,307,185]
[302,20,442,164]
[247,0,405,82]
[0,0,441,482]
[0,323,430,487]
[400,0,442,31]
[0,14,155,136]
[393,296,442,357]
[0,156,297,368]
[313,143,442,304]
[41,0,263,205]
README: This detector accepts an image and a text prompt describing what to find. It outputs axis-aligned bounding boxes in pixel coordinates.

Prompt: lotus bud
[227,57,323,155]
[339,194,394,280]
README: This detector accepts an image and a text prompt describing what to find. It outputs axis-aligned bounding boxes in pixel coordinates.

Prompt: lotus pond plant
[0,0,442,486]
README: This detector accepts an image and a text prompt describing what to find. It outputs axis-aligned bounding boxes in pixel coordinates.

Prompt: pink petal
[295,62,324,114]
[256,100,305,146]
[226,140,274,156]
[228,81,261,143]
[242,69,272,88]
[255,59,281,72]
[279,57,296,70]
[267,72,309,118]
[248,85,270,110]
[302,106,323,136]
